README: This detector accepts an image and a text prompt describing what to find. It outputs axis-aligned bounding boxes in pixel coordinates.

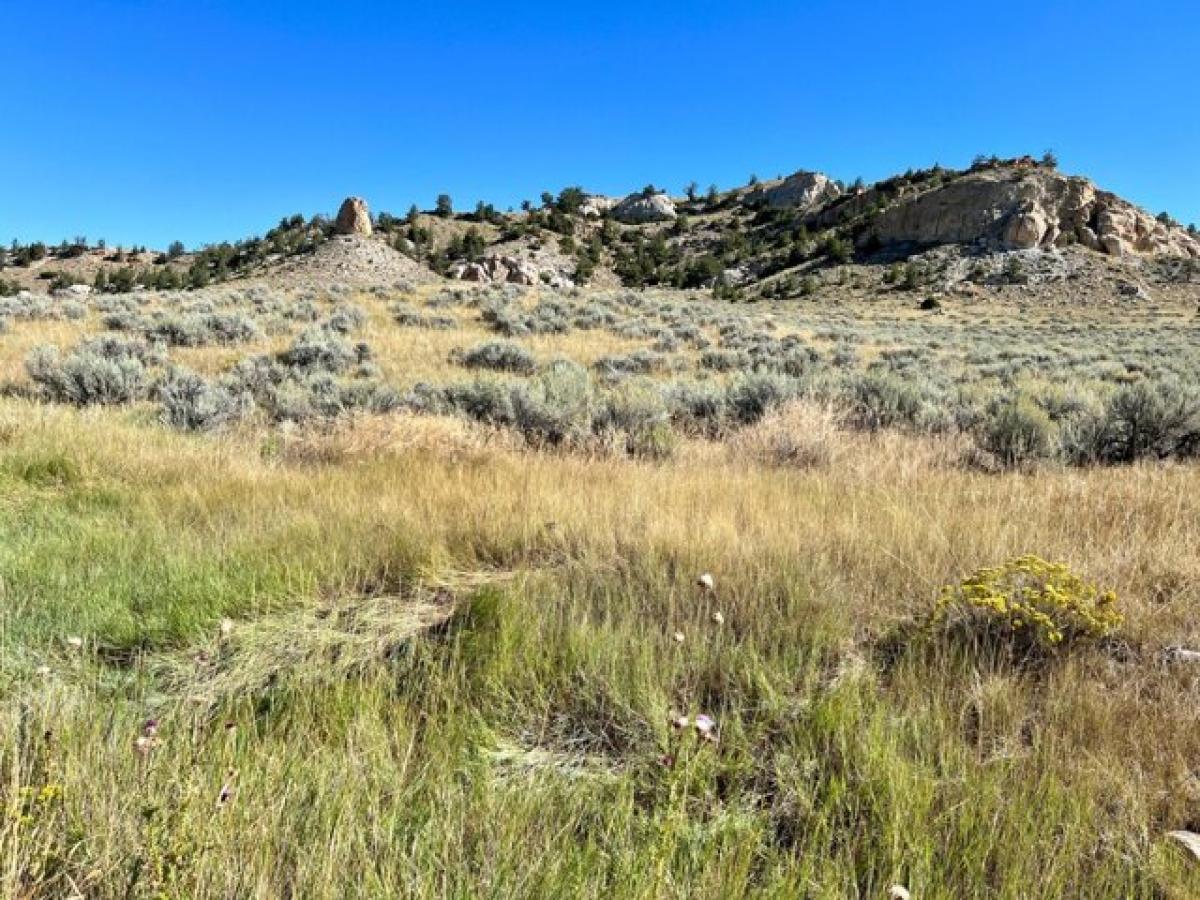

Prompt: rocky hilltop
[843,164,1198,258]
[419,158,1198,299]
[743,171,843,211]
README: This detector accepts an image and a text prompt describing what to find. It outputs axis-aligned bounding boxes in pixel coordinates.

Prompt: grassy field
[4,282,1200,897]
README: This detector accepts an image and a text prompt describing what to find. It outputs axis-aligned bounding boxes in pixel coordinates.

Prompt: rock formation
[745,171,842,211]
[611,192,677,224]
[334,197,372,237]
[448,255,541,286]
[579,195,619,218]
[858,168,1199,258]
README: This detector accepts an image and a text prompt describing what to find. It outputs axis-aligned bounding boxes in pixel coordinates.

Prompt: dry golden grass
[4,399,1200,895]
[5,282,1200,895]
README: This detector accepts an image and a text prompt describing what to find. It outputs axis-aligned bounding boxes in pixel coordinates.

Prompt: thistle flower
[694,714,716,740]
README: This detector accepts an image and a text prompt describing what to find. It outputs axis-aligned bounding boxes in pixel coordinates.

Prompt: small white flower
[696,573,715,592]
[672,631,685,644]
[888,886,911,900]
[219,618,234,637]
[35,665,51,677]
[66,636,84,650]
[217,768,237,807]
[694,714,716,736]
[134,735,159,756]
[671,715,690,730]
[712,611,725,625]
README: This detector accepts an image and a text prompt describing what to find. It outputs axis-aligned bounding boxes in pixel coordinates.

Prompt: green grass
[3,400,1200,896]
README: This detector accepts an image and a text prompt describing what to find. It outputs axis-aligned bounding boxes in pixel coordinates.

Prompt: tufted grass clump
[933,555,1123,653]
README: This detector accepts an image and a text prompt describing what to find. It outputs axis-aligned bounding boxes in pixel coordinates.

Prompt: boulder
[505,259,539,286]
[334,197,372,237]
[481,257,508,280]
[1003,209,1048,249]
[449,262,489,282]
[1077,225,1101,251]
[1101,234,1127,257]
[611,192,677,224]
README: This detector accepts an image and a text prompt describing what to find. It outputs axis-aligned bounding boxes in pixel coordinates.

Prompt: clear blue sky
[4,0,1197,249]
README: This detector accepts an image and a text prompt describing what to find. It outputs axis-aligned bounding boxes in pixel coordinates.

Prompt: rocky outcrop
[579,195,618,218]
[491,256,538,286]
[745,171,842,210]
[448,255,542,286]
[611,192,676,224]
[859,169,1199,258]
[449,262,489,282]
[334,197,372,237]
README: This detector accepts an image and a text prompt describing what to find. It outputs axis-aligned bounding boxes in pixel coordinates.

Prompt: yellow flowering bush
[9,783,62,828]
[933,555,1122,651]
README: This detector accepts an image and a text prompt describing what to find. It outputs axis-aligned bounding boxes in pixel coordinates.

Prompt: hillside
[6,157,1200,897]
[4,158,1197,307]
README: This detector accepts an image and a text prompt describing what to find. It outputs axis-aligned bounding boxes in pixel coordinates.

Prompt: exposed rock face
[1003,210,1048,249]
[334,197,372,237]
[860,169,1199,258]
[453,262,489,282]
[579,195,618,218]
[448,255,542,286]
[503,259,539,286]
[746,171,842,210]
[611,192,677,224]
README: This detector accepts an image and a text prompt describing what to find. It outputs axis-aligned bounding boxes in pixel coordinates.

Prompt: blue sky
[4,0,1197,249]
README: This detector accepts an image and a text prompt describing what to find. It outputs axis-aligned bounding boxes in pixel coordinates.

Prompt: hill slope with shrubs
[4,156,1197,305]
[4,159,1200,897]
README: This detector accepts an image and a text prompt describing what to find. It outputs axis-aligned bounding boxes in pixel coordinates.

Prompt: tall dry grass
[2,398,1200,895]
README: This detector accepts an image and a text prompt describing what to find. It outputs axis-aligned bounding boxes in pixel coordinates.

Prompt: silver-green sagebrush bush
[26,345,150,406]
